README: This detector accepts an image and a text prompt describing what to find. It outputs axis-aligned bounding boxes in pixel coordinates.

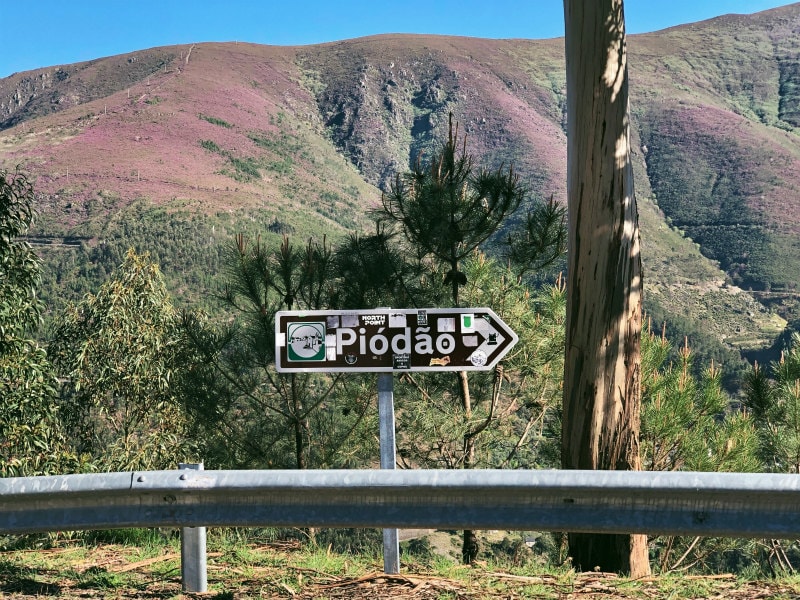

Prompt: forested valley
[4,115,800,575]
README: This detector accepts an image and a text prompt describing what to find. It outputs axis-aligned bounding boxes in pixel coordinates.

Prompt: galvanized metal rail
[3,468,800,539]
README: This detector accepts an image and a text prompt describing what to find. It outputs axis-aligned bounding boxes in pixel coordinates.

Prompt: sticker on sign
[275,307,518,373]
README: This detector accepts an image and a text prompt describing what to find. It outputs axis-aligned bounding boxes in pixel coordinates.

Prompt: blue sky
[0,1,794,78]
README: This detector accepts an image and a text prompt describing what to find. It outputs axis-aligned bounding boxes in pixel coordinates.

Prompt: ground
[3,537,800,599]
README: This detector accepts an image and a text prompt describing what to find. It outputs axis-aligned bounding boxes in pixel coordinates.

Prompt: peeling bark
[561,0,650,577]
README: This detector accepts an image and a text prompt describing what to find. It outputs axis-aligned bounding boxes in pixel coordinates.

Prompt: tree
[504,194,566,283]
[332,226,429,310]
[561,0,650,575]
[394,252,566,474]
[641,332,757,474]
[181,234,376,470]
[743,332,800,572]
[0,168,76,477]
[743,332,800,573]
[49,249,195,471]
[641,326,759,572]
[378,114,526,562]
[744,332,800,473]
[380,113,525,306]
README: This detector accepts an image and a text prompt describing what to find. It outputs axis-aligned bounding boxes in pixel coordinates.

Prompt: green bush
[199,114,233,128]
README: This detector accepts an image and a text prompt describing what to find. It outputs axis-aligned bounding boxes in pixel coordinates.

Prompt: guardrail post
[178,463,207,592]
[378,373,400,574]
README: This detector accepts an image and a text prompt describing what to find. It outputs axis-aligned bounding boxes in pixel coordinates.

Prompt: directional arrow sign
[275,307,518,373]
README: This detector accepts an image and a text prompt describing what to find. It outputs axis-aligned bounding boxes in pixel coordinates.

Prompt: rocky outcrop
[0,49,177,130]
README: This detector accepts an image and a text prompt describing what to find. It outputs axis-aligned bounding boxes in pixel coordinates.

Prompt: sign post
[377,372,399,574]
[275,307,517,574]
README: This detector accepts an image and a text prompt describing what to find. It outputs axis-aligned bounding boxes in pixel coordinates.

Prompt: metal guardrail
[3,468,800,539]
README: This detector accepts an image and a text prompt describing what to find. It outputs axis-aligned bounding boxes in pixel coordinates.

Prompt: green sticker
[461,314,475,332]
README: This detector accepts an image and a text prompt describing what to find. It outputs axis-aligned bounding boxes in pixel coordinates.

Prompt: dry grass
[3,537,800,599]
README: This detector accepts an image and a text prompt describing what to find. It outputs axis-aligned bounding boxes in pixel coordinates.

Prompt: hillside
[1,4,799,365]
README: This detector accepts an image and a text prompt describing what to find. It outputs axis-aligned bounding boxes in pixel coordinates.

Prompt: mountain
[2,4,799,367]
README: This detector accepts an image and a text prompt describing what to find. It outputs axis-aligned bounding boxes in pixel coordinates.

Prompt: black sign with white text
[275,308,518,373]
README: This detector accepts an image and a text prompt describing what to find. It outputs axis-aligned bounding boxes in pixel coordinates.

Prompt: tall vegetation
[379,113,525,305]
[0,169,76,477]
[640,324,760,572]
[7,134,800,577]
[175,115,568,568]
[744,332,800,473]
[393,254,566,473]
[180,235,377,470]
[49,249,195,471]
[741,333,800,574]
[377,113,563,563]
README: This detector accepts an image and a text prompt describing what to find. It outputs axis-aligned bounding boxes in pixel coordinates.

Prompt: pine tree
[376,114,567,563]
[379,113,525,306]
[504,194,566,282]
[744,332,800,473]
[394,253,566,473]
[641,324,759,572]
[180,234,376,469]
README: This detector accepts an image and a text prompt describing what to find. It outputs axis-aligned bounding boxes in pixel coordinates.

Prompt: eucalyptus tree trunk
[561,0,650,577]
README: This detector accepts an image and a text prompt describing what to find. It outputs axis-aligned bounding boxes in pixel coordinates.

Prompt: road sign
[275,307,518,373]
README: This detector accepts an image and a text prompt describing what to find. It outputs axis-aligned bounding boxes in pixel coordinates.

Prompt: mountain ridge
[1,4,799,364]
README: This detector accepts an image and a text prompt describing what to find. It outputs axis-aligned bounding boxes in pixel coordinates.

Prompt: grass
[4,532,800,599]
